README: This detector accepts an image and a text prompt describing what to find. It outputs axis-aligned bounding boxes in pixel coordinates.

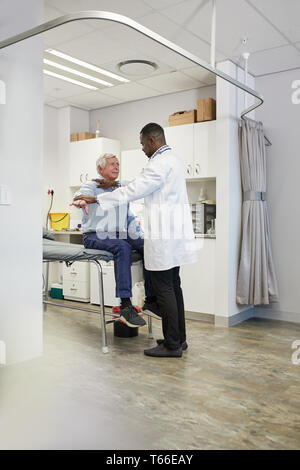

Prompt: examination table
[43,234,153,353]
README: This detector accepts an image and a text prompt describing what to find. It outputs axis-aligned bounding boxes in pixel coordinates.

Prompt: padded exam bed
[43,236,152,353]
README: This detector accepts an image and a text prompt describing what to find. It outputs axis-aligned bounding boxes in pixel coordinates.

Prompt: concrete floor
[0,304,300,450]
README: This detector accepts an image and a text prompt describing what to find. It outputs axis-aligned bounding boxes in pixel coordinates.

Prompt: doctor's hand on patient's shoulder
[70,195,97,215]
[92,178,119,189]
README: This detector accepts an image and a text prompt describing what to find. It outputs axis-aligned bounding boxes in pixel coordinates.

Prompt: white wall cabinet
[164,123,194,178]
[70,137,120,187]
[121,149,149,183]
[121,121,216,181]
[194,121,216,178]
[164,121,216,179]
[180,238,215,314]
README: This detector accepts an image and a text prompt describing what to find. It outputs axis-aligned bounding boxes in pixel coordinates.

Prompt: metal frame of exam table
[43,258,153,354]
[0,10,264,119]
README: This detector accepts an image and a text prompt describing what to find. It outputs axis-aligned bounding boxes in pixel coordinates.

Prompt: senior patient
[72,153,158,328]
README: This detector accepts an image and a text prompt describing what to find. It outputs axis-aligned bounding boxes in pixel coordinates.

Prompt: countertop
[50,230,83,235]
[195,234,216,239]
[50,231,216,239]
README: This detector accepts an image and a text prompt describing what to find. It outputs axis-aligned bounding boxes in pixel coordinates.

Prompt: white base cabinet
[90,260,144,307]
[180,238,215,314]
[63,261,90,302]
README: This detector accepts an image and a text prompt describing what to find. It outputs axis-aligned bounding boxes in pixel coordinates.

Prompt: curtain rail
[0,10,263,118]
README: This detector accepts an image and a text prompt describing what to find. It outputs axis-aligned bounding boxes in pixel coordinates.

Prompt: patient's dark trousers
[150,267,186,350]
[83,232,153,299]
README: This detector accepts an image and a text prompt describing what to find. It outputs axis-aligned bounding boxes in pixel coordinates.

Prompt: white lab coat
[96,148,197,271]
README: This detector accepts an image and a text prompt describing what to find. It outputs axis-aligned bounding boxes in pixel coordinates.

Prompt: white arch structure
[0,10,263,118]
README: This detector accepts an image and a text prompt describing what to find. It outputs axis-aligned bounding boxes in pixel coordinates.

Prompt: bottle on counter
[197,186,207,202]
[95,120,100,138]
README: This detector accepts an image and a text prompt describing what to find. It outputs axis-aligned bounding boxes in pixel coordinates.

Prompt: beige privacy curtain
[237,120,279,305]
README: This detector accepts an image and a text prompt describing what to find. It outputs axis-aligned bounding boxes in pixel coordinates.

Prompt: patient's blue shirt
[73,180,142,238]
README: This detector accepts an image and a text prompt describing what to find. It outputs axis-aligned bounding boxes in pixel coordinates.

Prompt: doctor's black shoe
[119,306,146,328]
[144,343,182,358]
[142,301,162,320]
[156,339,188,351]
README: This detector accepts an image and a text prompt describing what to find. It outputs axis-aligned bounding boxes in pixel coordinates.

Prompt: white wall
[43,105,92,228]
[44,105,59,224]
[90,86,216,150]
[255,69,300,323]
[43,106,71,221]
[215,61,255,326]
[0,0,44,364]
[70,106,90,135]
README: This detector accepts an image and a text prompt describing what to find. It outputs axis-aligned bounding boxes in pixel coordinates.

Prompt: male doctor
[72,123,197,358]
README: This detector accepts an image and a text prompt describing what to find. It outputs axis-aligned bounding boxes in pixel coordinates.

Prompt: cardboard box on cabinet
[197,98,216,122]
[70,133,78,142]
[169,109,197,127]
[70,132,96,142]
[78,132,96,141]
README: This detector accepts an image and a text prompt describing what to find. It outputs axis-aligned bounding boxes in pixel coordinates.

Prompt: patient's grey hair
[96,153,118,174]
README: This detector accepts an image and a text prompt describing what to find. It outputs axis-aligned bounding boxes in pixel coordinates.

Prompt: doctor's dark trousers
[150,267,186,350]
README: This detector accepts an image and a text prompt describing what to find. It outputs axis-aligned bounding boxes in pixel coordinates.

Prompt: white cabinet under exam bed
[63,261,90,302]
[90,260,144,307]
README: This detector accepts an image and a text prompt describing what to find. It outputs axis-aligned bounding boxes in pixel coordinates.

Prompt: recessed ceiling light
[44,59,113,87]
[117,60,158,76]
[45,49,129,83]
[43,70,98,90]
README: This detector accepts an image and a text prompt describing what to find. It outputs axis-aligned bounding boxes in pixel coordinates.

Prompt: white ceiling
[43,0,300,110]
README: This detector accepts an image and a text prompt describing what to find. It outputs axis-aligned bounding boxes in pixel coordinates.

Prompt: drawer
[63,261,90,281]
[63,279,90,301]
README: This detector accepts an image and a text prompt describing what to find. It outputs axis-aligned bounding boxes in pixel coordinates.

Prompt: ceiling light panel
[44,64,104,89]
[44,74,90,99]
[45,49,129,83]
[43,58,113,87]
[43,70,98,90]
